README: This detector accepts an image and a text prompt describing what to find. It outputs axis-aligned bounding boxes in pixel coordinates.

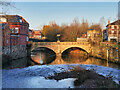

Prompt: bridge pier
[50,53,66,64]
[56,53,62,58]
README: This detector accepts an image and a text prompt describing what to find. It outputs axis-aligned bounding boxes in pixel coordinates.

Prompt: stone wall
[90,43,120,64]
[2,45,27,64]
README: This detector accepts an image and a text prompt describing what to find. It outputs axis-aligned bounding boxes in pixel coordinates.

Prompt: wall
[2,45,27,65]
[90,42,120,64]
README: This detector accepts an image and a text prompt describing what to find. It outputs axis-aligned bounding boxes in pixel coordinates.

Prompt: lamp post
[57,34,60,42]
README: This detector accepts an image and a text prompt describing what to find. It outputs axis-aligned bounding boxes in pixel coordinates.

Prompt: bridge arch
[31,46,56,54]
[31,42,91,56]
[61,47,89,54]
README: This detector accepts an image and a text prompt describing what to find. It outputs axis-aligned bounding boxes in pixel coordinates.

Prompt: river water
[31,48,120,69]
[2,48,120,88]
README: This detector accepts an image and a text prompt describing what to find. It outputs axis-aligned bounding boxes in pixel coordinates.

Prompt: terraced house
[0,15,29,60]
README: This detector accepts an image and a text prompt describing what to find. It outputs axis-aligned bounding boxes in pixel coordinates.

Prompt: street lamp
[57,34,60,42]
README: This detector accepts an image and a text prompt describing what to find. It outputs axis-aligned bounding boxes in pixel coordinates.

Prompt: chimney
[108,20,110,24]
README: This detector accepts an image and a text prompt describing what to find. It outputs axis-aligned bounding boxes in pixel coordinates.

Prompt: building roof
[1,15,29,24]
[29,29,33,32]
[106,19,120,27]
[0,22,9,30]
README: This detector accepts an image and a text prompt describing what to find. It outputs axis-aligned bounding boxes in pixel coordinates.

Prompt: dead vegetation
[48,66,119,88]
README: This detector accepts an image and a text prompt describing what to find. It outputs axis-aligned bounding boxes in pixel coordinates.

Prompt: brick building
[0,15,29,60]
[28,29,42,39]
[29,29,33,39]
[106,20,120,42]
[0,22,11,48]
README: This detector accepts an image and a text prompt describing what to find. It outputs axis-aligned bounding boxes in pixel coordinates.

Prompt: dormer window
[0,17,7,22]
[19,19,22,23]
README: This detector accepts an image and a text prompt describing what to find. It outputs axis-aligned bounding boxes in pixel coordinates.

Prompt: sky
[6,2,119,30]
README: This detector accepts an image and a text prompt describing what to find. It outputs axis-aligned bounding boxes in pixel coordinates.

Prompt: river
[2,48,120,88]
[30,48,120,69]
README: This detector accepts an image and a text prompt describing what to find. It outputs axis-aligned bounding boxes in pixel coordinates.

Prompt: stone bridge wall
[31,42,91,55]
[31,42,120,64]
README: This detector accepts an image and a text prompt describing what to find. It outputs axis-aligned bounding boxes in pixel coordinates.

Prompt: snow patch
[2,64,120,88]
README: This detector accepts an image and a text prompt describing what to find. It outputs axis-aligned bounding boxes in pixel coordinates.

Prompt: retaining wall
[90,43,120,63]
[2,45,27,65]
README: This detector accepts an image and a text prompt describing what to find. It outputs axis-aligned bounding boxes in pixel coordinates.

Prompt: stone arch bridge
[31,42,92,57]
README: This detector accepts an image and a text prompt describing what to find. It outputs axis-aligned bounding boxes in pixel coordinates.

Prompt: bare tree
[99,17,105,29]
[118,1,120,20]
[0,0,15,15]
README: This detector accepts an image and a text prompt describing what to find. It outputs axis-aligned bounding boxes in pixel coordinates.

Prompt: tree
[89,24,102,33]
[42,24,60,42]
[0,1,15,14]
[118,1,120,20]
[78,19,89,37]
[99,17,105,29]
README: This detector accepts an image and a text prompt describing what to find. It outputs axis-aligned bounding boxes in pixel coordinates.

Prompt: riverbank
[2,64,120,88]
[2,55,28,69]
[48,66,119,88]
[90,42,120,64]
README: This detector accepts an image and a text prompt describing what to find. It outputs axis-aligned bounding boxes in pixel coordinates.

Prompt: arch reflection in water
[62,47,88,63]
[31,48,56,65]
[30,47,120,69]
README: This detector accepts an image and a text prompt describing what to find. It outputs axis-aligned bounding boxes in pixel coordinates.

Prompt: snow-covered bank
[2,64,120,88]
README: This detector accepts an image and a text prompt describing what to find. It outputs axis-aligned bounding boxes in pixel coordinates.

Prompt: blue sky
[9,2,118,30]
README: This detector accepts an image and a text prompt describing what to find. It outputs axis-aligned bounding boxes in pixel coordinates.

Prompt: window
[19,19,22,23]
[114,26,117,29]
[109,26,111,29]
[11,28,14,33]
[15,27,19,33]
[112,31,114,34]
[7,40,8,44]
[114,31,117,34]
[88,34,91,37]
[27,37,29,41]
[111,25,114,29]
[0,17,7,22]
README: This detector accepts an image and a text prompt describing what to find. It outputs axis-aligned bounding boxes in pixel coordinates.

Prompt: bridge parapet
[32,42,90,45]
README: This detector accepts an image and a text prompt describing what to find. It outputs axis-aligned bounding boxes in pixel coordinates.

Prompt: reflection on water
[31,49,120,69]
[31,49,56,64]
